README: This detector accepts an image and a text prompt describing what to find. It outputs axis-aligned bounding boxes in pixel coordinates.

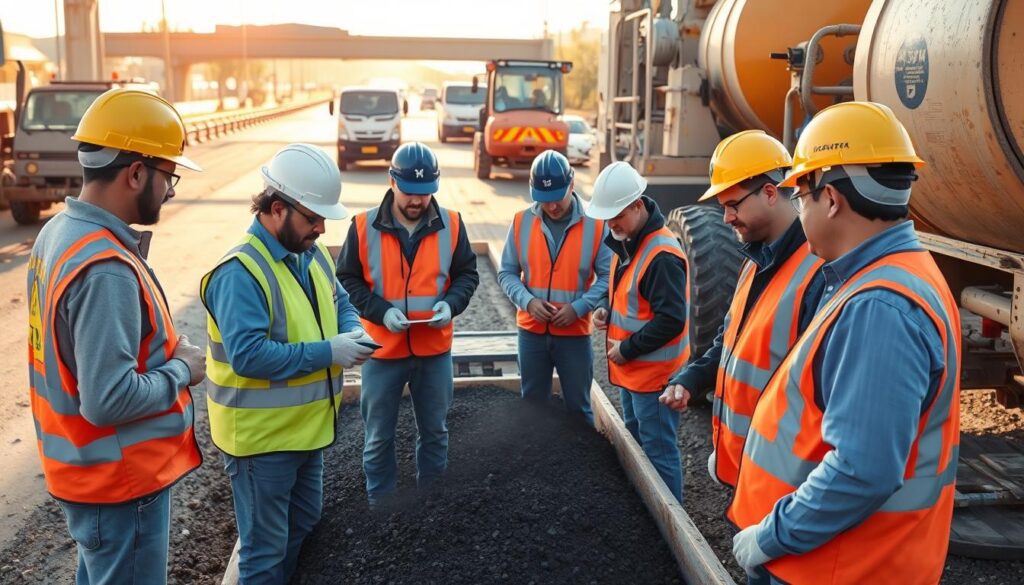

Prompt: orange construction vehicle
[472,59,572,180]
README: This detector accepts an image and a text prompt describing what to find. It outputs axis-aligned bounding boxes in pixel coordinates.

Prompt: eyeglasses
[142,163,181,189]
[721,183,764,214]
[282,198,324,226]
[789,184,827,213]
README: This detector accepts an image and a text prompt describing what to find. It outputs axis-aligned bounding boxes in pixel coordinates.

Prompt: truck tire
[10,201,41,224]
[666,204,743,399]
[337,155,348,172]
[474,133,492,180]
[438,126,448,143]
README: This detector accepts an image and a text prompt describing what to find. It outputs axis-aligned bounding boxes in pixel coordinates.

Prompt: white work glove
[708,451,722,485]
[732,524,771,577]
[329,333,374,368]
[346,326,377,345]
[383,308,410,333]
[592,307,608,330]
[429,301,452,328]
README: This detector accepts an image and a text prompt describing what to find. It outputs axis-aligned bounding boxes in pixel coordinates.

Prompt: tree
[556,24,599,112]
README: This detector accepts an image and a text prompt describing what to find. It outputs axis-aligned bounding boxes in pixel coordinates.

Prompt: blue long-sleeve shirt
[755,221,948,560]
[668,219,823,393]
[203,218,362,381]
[498,193,612,319]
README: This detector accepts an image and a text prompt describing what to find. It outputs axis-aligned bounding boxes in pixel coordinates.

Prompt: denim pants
[56,488,171,585]
[223,449,324,584]
[360,352,454,501]
[620,388,683,502]
[517,329,594,425]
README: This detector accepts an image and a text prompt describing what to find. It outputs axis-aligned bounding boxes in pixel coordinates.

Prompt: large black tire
[337,154,348,172]
[10,200,41,224]
[666,204,743,398]
[438,126,448,143]
[473,132,492,180]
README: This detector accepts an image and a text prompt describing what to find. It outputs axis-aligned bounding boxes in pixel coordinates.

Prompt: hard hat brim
[585,198,634,221]
[530,184,570,203]
[168,153,202,172]
[697,180,737,202]
[394,176,439,196]
[301,199,349,221]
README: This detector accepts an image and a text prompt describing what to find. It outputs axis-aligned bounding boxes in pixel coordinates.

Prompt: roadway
[0,103,599,544]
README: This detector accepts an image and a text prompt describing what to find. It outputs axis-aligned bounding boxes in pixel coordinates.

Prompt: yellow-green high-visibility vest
[200,235,342,457]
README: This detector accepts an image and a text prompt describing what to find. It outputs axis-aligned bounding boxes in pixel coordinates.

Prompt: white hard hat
[585,161,647,220]
[260,143,348,220]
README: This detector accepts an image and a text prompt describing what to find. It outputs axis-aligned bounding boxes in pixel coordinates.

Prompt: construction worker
[659,131,824,489]
[201,143,372,583]
[498,150,611,424]
[26,88,204,584]
[337,142,479,509]
[728,102,960,584]
[586,161,689,502]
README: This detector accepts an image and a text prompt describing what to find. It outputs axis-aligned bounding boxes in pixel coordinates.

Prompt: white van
[436,81,486,143]
[330,87,403,170]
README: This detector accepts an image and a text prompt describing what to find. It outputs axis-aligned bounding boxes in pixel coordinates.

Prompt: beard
[610,229,629,241]
[135,171,163,226]
[279,211,318,253]
[398,200,427,222]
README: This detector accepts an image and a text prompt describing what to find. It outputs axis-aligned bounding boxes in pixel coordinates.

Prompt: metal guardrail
[183,97,331,146]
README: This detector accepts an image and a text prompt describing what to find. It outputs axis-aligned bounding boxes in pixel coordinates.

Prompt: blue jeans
[620,388,683,502]
[360,352,454,501]
[517,329,594,425]
[56,488,171,585]
[223,450,323,584]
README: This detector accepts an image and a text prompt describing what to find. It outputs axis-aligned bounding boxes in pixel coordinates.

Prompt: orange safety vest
[512,207,604,336]
[27,228,201,504]
[355,206,460,359]
[712,245,822,487]
[607,227,689,393]
[728,250,960,585]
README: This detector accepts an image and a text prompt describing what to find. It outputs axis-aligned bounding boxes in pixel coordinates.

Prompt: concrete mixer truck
[596,0,1024,560]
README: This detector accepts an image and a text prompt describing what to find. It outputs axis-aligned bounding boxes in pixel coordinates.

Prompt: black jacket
[606,196,688,362]
[336,190,479,325]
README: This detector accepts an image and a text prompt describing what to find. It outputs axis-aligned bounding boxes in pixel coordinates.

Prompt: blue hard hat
[529,150,574,202]
[389,142,440,195]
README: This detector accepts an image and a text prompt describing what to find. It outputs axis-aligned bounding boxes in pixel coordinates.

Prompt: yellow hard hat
[700,130,792,201]
[779,101,923,188]
[72,88,201,171]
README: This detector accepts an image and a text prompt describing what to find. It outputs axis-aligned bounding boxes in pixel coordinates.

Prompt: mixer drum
[854,0,1024,253]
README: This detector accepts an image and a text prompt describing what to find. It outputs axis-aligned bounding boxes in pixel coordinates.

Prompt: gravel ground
[291,386,683,585]
[2,253,1023,584]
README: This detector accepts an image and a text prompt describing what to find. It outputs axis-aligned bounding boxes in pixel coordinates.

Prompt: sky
[2,0,607,39]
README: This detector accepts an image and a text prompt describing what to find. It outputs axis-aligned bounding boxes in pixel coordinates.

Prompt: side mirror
[328,99,335,116]
[471,76,479,93]
[403,100,409,116]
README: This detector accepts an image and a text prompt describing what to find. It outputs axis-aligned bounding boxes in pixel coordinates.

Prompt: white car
[564,115,596,165]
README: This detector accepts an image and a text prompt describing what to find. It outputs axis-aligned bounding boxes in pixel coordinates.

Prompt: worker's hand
[329,333,374,368]
[607,339,627,365]
[173,335,206,386]
[383,308,410,333]
[527,298,556,323]
[732,524,771,577]
[429,301,452,328]
[550,303,579,328]
[707,451,722,486]
[592,307,609,331]
[659,384,691,412]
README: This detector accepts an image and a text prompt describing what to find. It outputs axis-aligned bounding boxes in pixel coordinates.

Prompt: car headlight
[390,128,401,141]
[338,123,349,141]
[26,162,39,175]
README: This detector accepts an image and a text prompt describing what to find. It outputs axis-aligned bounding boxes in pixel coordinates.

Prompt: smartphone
[356,340,383,350]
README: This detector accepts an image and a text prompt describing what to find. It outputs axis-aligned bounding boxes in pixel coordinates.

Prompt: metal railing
[183,97,331,146]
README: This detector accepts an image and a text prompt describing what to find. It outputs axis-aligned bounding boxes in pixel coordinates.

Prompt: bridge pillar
[170,63,191,102]
[63,0,104,80]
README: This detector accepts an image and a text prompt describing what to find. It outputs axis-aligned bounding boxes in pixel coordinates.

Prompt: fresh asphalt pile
[290,386,683,585]
[3,254,1024,584]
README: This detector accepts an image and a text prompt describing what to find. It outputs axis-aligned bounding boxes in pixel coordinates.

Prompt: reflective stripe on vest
[200,236,342,457]
[27,227,200,504]
[711,246,822,487]
[355,207,459,359]
[513,208,603,336]
[607,227,689,392]
[728,250,960,584]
